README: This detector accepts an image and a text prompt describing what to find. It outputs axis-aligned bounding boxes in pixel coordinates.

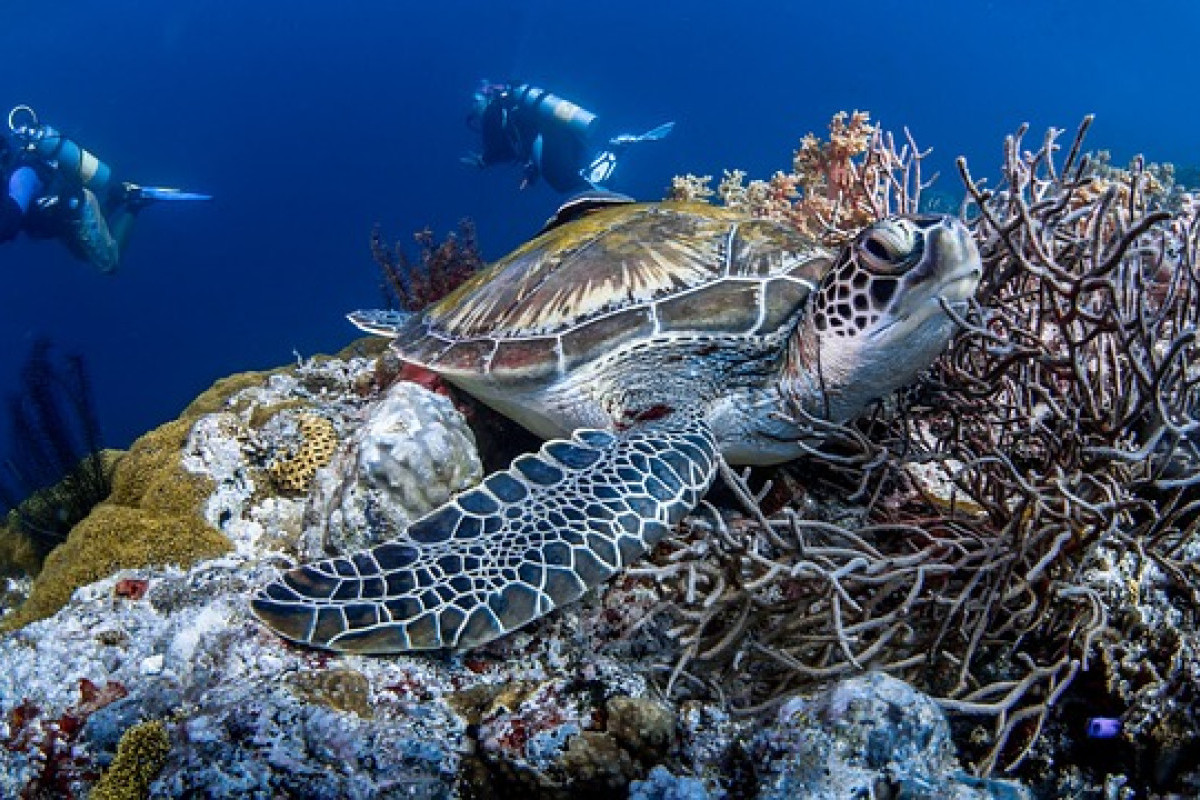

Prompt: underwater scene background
[2,2,1200,797]
[1,0,1197,458]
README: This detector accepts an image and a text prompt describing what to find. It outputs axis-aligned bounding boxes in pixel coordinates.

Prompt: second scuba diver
[0,105,210,274]
[462,81,674,194]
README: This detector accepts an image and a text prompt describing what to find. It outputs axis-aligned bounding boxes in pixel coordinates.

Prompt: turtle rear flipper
[250,414,718,653]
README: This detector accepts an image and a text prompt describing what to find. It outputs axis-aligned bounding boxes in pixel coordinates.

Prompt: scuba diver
[0,105,211,274]
[462,81,675,194]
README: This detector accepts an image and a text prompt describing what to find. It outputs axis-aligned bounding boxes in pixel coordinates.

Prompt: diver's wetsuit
[478,86,593,194]
[0,147,125,272]
[0,140,29,242]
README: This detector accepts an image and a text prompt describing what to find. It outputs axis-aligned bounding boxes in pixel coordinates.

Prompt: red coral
[113,579,149,601]
[395,362,453,397]
[370,219,484,312]
[77,678,128,715]
[3,679,127,797]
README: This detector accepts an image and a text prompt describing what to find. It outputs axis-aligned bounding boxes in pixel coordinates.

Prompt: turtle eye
[857,218,922,274]
[862,236,892,262]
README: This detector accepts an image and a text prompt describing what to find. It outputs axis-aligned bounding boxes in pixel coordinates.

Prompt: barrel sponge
[90,719,170,800]
[269,414,339,494]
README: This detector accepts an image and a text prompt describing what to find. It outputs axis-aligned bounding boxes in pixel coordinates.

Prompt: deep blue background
[1,0,1197,459]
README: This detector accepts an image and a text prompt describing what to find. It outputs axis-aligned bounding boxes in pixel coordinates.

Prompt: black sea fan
[0,339,114,559]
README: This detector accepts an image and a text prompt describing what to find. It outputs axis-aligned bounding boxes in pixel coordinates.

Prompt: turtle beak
[884,217,981,328]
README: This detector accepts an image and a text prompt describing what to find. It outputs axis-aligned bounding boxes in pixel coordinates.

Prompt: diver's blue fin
[135,186,213,202]
[608,121,676,148]
[347,309,412,337]
[124,183,212,207]
[637,121,675,142]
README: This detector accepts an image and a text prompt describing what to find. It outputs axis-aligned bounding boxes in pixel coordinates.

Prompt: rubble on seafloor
[0,349,1035,799]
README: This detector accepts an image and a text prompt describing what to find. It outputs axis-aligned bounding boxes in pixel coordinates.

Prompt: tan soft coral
[669,111,921,246]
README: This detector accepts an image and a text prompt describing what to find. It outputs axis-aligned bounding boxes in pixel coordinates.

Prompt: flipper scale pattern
[251,415,718,653]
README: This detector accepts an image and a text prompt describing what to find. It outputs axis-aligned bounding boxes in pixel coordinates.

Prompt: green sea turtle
[252,198,981,653]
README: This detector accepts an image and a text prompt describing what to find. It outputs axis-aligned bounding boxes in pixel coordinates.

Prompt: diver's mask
[466,81,510,131]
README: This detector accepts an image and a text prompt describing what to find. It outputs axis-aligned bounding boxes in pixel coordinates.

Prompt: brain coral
[305,381,482,555]
[269,414,339,494]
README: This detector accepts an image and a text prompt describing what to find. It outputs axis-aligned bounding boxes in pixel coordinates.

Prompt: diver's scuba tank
[512,85,597,140]
[7,105,113,196]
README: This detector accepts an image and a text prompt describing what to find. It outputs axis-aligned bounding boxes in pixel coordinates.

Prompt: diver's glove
[460,153,485,170]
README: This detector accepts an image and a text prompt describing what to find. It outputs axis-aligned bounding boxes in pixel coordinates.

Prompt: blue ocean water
[0,0,1196,463]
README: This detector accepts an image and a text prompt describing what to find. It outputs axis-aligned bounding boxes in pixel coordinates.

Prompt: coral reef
[0,345,1040,798]
[0,413,231,631]
[752,673,1027,799]
[370,219,485,312]
[2,117,1196,797]
[651,115,1200,793]
[1,503,230,632]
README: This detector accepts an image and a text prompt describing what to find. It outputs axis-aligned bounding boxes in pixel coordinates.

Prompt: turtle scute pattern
[251,413,719,652]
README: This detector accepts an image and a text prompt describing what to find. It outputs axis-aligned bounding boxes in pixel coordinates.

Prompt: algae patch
[90,720,170,800]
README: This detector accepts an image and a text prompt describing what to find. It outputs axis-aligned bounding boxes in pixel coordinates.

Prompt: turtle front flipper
[251,413,718,653]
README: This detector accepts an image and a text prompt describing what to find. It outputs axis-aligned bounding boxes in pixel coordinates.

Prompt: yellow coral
[0,415,231,632]
[1,504,230,631]
[0,514,42,577]
[269,413,338,494]
[90,719,170,800]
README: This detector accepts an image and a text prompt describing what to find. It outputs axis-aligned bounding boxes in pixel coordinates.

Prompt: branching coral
[369,219,485,312]
[644,115,1200,784]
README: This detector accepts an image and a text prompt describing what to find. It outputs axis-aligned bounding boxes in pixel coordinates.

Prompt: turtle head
[784,214,981,423]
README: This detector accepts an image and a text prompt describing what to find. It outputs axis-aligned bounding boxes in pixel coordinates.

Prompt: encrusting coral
[0,373,263,630]
[267,413,339,494]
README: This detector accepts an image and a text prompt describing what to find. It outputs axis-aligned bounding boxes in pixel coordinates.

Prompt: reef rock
[753,673,1029,800]
[304,380,482,557]
[0,349,1036,799]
